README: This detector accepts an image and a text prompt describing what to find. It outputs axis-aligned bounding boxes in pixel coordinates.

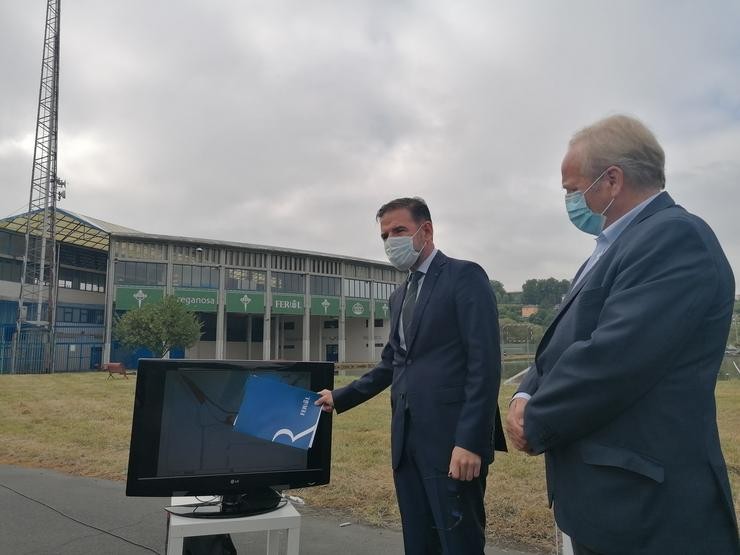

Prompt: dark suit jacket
[519,193,739,554]
[333,251,506,472]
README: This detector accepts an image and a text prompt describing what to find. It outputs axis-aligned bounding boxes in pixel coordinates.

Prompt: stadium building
[0,209,405,372]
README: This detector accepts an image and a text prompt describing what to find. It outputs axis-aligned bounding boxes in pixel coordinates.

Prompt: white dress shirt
[399,248,438,351]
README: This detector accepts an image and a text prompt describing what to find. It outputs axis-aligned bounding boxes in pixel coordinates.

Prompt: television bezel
[125,358,334,498]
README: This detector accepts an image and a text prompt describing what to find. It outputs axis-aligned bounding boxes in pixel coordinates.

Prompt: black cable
[174,495,289,517]
[0,482,161,555]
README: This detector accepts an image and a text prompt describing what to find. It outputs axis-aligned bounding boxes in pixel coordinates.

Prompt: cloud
[1,0,738,291]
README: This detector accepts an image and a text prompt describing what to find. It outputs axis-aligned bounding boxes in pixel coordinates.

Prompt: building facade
[0,210,405,372]
[107,232,404,367]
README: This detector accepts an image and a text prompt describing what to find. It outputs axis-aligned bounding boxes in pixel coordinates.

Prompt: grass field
[0,373,738,552]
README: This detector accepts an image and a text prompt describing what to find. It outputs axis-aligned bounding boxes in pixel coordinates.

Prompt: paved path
[0,465,539,554]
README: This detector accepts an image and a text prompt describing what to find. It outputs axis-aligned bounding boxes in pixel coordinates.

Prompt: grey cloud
[1,1,739,291]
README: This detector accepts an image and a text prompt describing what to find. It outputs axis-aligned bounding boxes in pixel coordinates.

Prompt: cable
[0,482,161,554]
[1,203,33,221]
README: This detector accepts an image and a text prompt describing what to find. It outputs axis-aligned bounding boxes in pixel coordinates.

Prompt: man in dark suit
[316,197,506,554]
[506,115,739,554]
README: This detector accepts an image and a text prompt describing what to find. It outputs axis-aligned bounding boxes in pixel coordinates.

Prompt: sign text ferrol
[225,291,266,314]
[272,294,305,315]
[115,286,164,310]
[174,289,218,312]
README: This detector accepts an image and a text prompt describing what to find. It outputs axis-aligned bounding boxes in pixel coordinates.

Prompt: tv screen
[126,359,333,514]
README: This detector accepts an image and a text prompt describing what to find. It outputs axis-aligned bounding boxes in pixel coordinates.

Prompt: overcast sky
[1,1,739,291]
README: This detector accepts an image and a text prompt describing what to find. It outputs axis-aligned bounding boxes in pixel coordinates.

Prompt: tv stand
[222,488,282,516]
[166,495,300,555]
[166,488,282,519]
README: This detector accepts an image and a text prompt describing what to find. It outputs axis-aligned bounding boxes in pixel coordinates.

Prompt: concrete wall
[225,341,264,360]
[0,280,105,313]
[345,318,372,362]
[186,341,217,359]
[309,316,340,361]
[58,289,105,305]
[271,315,302,361]
[0,280,20,302]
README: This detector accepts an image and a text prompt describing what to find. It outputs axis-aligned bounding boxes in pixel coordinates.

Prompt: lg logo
[229,479,240,485]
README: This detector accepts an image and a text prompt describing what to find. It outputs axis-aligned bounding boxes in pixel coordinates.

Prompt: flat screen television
[126,359,334,517]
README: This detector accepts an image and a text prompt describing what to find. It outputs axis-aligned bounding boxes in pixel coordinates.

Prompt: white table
[166,496,301,555]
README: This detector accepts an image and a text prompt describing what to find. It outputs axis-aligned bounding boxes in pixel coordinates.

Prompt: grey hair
[570,114,665,190]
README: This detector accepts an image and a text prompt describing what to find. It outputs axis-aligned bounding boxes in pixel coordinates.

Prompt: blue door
[325,344,338,362]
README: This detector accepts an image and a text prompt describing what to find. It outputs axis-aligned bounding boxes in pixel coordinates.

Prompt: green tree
[522,278,571,307]
[114,295,202,357]
[528,306,556,328]
[498,305,524,322]
[489,280,506,304]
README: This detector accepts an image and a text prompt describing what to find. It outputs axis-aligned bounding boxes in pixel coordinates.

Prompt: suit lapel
[389,287,404,345]
[404,251,447,355]
[535,191,676,365]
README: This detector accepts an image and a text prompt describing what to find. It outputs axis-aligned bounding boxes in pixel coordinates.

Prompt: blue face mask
[564,169,614,236]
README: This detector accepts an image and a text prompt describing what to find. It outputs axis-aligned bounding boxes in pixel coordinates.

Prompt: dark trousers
[393,416,488,555]
[571,539,604,555]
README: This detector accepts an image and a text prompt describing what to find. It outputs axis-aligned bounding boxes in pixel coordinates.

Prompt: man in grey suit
[506,115,739,554]
[316,197,506,554]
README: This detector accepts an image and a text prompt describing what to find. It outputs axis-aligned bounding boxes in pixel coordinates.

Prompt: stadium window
[271,271,305,294]
[0,258,23,282]
[181,265,192,287]
[191,266,202,287]
[310,275,340,297]
[115,261,166,286]
[344,278,370,298]
[226,314,248,342]
[250,317,264,341]
[323,319,339,329]
[225,268,266,291]
[199,313,217,341]
[61,307,73,322]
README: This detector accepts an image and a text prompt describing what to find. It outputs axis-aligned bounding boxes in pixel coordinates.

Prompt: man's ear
[605,166,624,198]
[423,221,434,242]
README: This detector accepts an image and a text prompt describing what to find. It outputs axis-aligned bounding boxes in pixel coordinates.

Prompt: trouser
[571,539,604,555]
[393,415,488,555]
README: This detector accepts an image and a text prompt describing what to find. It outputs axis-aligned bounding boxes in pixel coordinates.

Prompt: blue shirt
[515,191,663,402]
[573,191,663,287]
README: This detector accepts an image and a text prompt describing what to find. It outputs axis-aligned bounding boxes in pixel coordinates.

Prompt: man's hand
[505,397,533,453]
[315,389,335,413]
[448,446,481,481]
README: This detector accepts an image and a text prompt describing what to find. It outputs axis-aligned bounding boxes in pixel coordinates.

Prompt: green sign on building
[346,298,371,318]
[374,299,391,320]
[272,294,305,315]
[174,289,218,312]
[115,286,164,310]
[310,296,340,317]
[226,291,265,314]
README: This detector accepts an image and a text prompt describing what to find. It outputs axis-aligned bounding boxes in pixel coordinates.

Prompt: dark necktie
[402,271,423,343]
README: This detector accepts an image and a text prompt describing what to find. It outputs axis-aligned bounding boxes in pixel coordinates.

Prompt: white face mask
[384,225,426,272]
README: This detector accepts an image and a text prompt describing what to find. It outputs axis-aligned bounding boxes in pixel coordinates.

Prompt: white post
[246,316,252,360]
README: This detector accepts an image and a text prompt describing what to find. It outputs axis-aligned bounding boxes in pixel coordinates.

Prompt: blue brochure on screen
[233,375,322,450]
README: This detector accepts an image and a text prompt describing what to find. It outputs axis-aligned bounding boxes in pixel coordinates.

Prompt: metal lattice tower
[13,0,63,372]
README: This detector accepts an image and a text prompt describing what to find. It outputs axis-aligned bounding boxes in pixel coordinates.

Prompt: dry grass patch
[0,373,135,480]
[0,373,737,553]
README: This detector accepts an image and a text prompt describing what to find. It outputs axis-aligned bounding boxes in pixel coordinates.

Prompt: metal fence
[0,324,104,374]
